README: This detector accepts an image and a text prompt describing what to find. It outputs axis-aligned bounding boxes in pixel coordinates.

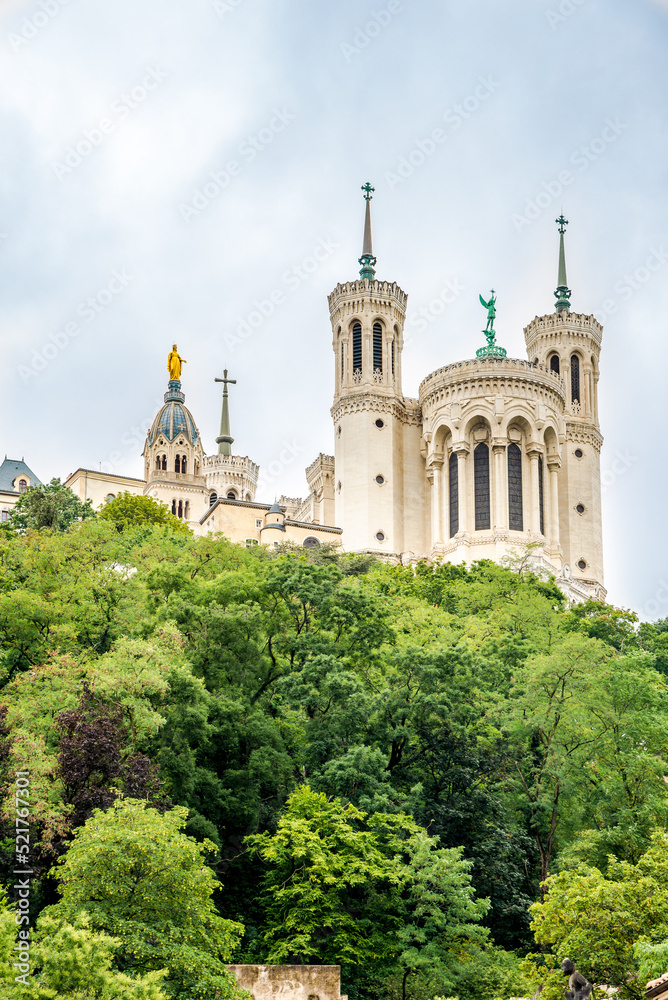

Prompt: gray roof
[0,458,42,493]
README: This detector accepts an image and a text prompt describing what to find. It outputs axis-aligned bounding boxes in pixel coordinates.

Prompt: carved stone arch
[430,421,455,460]
[543,424,560,460]
[500,408,535,441]
[461,409,494,441]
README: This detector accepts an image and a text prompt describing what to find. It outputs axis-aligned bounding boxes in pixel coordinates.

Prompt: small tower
[143,346,206,523]
[260,500,286,544]
[524,218,604,591]
[329,184,425,559]
[201,368,259,504]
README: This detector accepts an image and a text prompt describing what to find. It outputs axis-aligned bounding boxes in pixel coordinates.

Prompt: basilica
[62,187,604,602]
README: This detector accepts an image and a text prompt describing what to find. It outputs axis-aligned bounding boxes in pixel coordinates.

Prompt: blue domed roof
[147,382,200,445]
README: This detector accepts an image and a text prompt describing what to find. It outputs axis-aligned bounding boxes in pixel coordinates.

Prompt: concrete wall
[229,965,346,1000]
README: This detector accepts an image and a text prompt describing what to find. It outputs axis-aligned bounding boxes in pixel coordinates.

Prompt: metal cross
[361,181,375,201]
[214,369,236,393]
[556,214,569,234]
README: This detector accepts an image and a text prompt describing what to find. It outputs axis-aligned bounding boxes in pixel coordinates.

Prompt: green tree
[98,493,190,534]
[529,832,668,999]
[43,798,246,1000]
[5,479,95,533]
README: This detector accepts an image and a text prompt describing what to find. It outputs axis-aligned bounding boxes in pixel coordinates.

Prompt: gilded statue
[167,344,187,381]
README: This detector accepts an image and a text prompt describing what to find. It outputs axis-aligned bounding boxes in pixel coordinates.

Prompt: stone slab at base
[228,965,346,1000]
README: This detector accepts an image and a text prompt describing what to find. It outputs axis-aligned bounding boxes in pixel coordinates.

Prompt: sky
[2,0,667,617]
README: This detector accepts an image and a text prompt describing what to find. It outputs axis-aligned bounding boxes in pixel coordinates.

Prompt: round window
[105,493,115,502]
[375,419,384,428]
[576,503,585,514]
[303,537,320,549]
[577,559,587,571]
[574,449,583,458]
[375,475,385,485]
[376,531,385,542]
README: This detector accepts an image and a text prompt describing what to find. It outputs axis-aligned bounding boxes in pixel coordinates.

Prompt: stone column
[429,460,443,545]
[528,449,541,535]
[454,446,469,534]
[492,441,507,531]
[548,459,561,549]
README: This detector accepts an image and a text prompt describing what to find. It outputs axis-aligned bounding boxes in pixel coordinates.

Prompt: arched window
[303,536,320,549]
[184,500,189,519]
[155,457,161,470]
[449,451,458,537]
[177,500,183,518]
[507,443,523,531]
[171,499,176,515]
[175,456,181,473]
[226,491,236,500]
[474,443,490,530]
[161,455,167,470]
[550,354,560,375]
[209,492,218,506]
[373,321,382,373]
[538,457,545,535]
[352,322,362,376]
[181,456,187,474]
[571,354,580,403]
[18,479,27,494]
[105,493,115,503]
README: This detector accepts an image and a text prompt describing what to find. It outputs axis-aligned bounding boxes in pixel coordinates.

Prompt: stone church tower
[330,191,605,601]
[329,183,425,558]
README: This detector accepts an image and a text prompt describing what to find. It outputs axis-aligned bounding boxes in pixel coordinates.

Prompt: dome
[146,383,200,445]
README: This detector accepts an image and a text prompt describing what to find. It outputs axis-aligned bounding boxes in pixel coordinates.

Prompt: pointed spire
[554,214,571,314]
[358,182,377,280]
[214,368,237,456]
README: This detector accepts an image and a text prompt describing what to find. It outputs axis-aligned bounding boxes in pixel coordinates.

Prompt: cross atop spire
[358,182,377,281]
[214,368,236,456]
[554,215,571,314]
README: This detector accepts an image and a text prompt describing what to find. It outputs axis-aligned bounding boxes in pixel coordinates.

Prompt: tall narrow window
[373,322,383,373]
[184,500,189,519]
[18,480,27,493]
[177,500,183,519]
[181,456,187,474]
[571,354,580,403]
[171,499,176,515]
[352,322,362,376]
[341,343,344,380]
[474,443,490,530]
[175,455,181,473]
[507,443,523,531]
[538,456,545,536]
[155,457,161,470]
[449,451,459,537]
[161,455,167,470]
[391,340,395,377]
[550,354,560,375]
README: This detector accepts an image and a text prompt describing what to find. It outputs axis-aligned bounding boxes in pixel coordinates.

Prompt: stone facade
[229,965,346,1000]
[327,205,605,601]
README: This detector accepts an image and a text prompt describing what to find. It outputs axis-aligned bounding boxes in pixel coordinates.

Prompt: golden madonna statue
[167,344,186,381]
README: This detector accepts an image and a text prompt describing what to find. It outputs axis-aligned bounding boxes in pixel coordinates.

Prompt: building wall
[229,965,346,1000]
[64,469,145,510]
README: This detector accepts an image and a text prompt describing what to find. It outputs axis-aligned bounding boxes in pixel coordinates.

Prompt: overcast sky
[2,0,667,616]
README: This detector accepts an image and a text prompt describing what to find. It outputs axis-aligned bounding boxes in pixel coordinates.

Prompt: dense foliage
[0,518,666,999]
